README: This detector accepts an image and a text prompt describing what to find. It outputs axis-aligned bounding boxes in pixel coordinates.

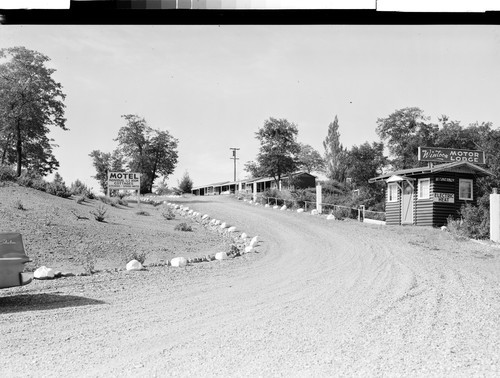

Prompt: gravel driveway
[1,195,499,377]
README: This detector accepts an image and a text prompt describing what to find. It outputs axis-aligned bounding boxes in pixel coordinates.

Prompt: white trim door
[401,181,414,225]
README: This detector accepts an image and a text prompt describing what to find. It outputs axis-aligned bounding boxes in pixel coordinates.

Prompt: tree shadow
[0,293,106,314]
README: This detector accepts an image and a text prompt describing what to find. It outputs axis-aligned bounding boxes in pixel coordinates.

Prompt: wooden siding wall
[432,172,477,227]
[385,186,401,225]
[415,178,433,226]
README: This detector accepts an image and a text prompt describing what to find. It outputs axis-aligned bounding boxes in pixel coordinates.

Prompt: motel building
[369,147,493,227]
[191,171,317,196]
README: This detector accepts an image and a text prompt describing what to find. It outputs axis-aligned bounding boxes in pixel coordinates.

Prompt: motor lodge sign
[418,147,485,164]
[108,172,141,189]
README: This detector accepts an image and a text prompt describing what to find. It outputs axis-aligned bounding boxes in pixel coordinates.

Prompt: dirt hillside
[1,189,500,377]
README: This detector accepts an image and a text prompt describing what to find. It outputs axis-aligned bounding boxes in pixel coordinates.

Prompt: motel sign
[418,147,485,164]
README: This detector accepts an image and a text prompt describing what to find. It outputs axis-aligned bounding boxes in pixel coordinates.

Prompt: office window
[459,179,473,200]
[387,183,398,202]
[418,178,430,199]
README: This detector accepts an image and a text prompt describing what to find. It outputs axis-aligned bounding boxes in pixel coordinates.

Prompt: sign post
[316,184,322,214]
[107,172,141,206]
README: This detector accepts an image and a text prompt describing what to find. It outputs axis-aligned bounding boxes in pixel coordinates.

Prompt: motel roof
[368,161,493,183]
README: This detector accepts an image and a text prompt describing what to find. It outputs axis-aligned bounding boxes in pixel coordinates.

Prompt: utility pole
[230,147,240,182]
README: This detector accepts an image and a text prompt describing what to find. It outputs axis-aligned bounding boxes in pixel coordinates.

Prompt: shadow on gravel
[0,293,106,314]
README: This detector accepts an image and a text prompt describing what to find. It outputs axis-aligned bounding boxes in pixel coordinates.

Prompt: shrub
[136,210,150,216]
[46,181,72,198]
[0,165,17,182]
[17,170,47,191]
[127,251,148,264]
[447,202,490,239]
[76,196,86,204]
[90,204,107,222]
[70,179,93,197]
[14,199,26,210]
[174,222,192,232]
[161,206,176,220]
[117,198,128,206]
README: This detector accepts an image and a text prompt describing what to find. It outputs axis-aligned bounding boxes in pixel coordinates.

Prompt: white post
[316,184,322,214]
[491,188,500,243]
[279,180,282,191]
[253,182,257,202]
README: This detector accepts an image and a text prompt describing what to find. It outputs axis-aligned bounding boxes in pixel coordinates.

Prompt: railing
[233,191,386,222]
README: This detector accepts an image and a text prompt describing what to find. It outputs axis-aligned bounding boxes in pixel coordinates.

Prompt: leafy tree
[115,115,178,193]
[255,117,301,186]
[376,107,438,170]
[297,143,325,173]
[243,160,267,179]
[0,46,67,176]
[323,115,349,182]
[89,149,124,193]
[178,171,193,193]
[346,142,386,188]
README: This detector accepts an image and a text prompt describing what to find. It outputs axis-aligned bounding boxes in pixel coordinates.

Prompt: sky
[1,25,500,193]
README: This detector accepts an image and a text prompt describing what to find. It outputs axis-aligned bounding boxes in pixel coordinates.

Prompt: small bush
[174,222,192,232]
[14,199,26,210]
[447,203,490,240]
[0,165,17,182]
[127,251,148,264]
[76,196,86,204]
[161,206,176,220]
[17,170,47,191]
[136,210,150,216]
[70,179,94,198]
[331,207,350,220]
[90,204,107,222]
[117,198,128,206]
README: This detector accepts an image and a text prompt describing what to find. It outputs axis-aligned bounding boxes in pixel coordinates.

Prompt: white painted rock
[244,246,253,253]
[34,266,55,280]
[441,226,448,231]
[214,220,221,226]
[264,204,270,208]
[227,226,237,233]
[297,208,304,213]
[240,232,248,239]
[188,210,194,215]
[250,236,259,247]
[220,222,227,229]
[215,252,227,260]
[170,257,187,267]
[126,259,143,271]
[273,205,279,209]
[243,199,247,202]
[280,205,287,211]
[202,214,209,220]
[311,209,318,215]
[327,214,336,220]
[184,207,189,211]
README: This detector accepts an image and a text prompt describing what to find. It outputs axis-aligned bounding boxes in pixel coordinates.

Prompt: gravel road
[1,195,499,377]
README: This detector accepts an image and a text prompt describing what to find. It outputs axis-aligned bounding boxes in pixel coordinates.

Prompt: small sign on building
[433,192,455,203]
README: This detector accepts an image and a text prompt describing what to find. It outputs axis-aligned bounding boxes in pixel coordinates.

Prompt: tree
[89,148,124,193]
[376,107,438,170]
[0,46,66,176]
[91,114,179,194]
[346,142,386,188]
[255,117,301,186]
[297,143,325,173]
[323,116,349,182]
[178,171,193,193]
[243,160,267,179]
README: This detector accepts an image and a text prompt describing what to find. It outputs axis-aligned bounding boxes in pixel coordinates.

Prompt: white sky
[1,25,499,192]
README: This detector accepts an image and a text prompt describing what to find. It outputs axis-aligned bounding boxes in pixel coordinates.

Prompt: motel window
[459,179,473,200]
[387,183,398,202]
[418,178,430,199]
